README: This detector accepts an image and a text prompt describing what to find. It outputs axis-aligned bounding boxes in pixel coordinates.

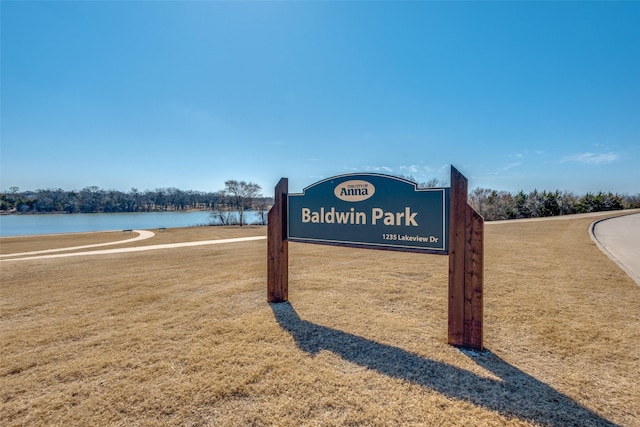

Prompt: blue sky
[1,1,639,195]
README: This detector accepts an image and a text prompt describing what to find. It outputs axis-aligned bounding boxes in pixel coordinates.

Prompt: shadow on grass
[271,302,618,427]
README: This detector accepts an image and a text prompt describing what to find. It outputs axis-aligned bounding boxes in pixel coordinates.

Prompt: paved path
[591,213,640,285]
[0,235,267,262]
[0,229,156,259]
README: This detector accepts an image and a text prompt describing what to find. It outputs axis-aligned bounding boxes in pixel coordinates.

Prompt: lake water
[0,211,265,237]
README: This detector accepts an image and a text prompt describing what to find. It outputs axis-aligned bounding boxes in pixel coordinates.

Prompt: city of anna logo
[333,180,376,202]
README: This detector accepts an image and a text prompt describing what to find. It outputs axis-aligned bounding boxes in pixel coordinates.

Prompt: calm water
[0,211,264,237]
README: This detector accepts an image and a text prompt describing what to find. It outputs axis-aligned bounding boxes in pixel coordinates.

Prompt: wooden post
[267,178,288,303]
[448,166,484,350]
[464,204,484,350]
[448,167,467,347]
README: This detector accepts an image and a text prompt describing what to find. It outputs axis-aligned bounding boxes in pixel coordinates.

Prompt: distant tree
[128,188,140,212]
[510,190,528,218]
[621,194,640,209]
[65,191,80,213]
[0,194,10,211]
[209,191,235,225]
[469,188,514,221]
[395,174,417,183]
[15,191,36,213]
[576,192,623,213]
[421,177,448,188]
[469,188,490,218]
[394,175,447,189]
[103,189,128,213]
[209,209,237,226]
[153,188,167,211]
[223,180,262,226]
[254,197,270,225]
[78,186,103,213]
[525,190,544,218]
[33,188,66,212]
[541,190,561,217]
[557,191,579,216]
[0,187,20,211]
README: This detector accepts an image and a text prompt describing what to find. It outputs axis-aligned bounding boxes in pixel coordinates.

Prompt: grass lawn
[1,217,638,426]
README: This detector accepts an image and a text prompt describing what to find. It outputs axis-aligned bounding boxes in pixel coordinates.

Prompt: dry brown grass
[1,217,638,426]
[0,226,267,255]
[0,231,129,255]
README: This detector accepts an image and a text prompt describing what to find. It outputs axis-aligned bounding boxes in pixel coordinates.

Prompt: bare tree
[209,192,236,225]
[394,175,447,189]
[254,197,270,225]
[209,210,237,226]
[421,177,448,188]
[223,180,262,226]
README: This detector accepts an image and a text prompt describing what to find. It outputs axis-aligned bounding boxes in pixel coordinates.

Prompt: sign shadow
[270,302,619,427]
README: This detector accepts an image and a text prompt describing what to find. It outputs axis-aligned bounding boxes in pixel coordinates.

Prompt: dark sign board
[288,174,450,253]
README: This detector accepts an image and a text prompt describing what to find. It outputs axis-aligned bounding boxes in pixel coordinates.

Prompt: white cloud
[503,162,521,170]
[510,150,545,159]
[362,165,393,173]
[562,152,619,164]
[346,164,442,178]
[400,165,419,174]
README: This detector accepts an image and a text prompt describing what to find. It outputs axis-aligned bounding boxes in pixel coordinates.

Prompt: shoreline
[0,208,214,216]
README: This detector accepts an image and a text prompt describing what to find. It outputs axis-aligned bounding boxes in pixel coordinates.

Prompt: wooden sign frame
[267,166,483,350]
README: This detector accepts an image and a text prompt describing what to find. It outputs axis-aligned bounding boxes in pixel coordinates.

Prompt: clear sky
[1,1,639,195]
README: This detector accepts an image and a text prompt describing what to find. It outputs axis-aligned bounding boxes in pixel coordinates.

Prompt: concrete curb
[589,214,640,286]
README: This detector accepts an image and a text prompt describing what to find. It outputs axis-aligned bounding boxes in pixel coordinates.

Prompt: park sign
[268,167,484,350]
[287,174,450,253]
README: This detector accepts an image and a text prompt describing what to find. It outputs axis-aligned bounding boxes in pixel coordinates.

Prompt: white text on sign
[301,207,419,226]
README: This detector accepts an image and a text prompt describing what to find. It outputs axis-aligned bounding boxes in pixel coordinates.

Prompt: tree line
[401,175,639,220]
[469,188,639,221]
[1,182,638,222]
[0,182,273,219]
